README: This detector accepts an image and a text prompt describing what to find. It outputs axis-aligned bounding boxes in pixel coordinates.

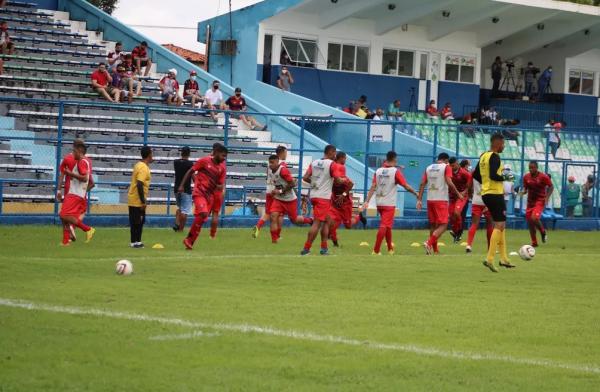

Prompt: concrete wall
[26,0,58,10]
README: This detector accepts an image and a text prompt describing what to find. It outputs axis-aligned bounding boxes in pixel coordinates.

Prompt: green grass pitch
[1,225,599,391]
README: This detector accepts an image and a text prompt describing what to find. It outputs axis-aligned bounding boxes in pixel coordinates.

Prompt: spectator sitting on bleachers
[91,62,120,103]
[372,108,385,121]
[112,65,133,103]
[440,102,454,120]
[159,68,183,106]
[183,70,203,107]
[131,41,152,77]
[121,54,142,97]
[500,119,520,143]
[460,113,476,138]
[426,100,439,118]
[387,99,404,121]
[225,87,267,131]
[107,41,125,71]
[484,107,499,125]
[350,95,372,119]
[204,80,224,122]
[0,21,14,56]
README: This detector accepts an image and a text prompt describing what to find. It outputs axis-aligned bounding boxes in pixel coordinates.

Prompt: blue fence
[0,96,598,223]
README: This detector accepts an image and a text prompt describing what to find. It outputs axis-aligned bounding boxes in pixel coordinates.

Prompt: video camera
[504,60,515,70]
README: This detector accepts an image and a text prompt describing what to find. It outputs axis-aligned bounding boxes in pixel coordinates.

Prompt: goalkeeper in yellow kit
[472,133,516,272]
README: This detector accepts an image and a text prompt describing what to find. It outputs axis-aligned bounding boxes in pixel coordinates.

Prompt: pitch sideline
[1,298,599,375]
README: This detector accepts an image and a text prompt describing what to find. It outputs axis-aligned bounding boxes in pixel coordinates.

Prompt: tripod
[500,67,517,92]
[408,87,417,113]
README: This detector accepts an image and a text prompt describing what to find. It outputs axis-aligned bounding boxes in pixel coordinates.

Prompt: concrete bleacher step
[11,35,105,50]
[0,85,163,103]
[1,75,160,93]
[15,45,106,58]
[6,25,87,39]
[0,14,71,28]
[1,53,106,69]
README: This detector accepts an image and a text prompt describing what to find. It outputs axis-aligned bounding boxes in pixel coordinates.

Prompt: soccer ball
[518,245,536,261]
[115,260,133,275]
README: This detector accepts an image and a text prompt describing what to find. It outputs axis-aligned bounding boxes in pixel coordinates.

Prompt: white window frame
[568,69,595,96]
[381,47,415,77]
[444,54,476,84]
[327,42,370,73]
[281,36,318,67]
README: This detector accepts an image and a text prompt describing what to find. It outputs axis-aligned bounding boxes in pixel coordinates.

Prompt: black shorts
[482,194,506,222]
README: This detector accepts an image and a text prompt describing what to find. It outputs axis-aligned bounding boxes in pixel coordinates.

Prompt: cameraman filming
[491,56,502,97]
[537,65,553,101]
[524,62,539,98]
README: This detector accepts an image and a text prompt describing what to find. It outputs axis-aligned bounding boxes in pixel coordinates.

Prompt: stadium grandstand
[0,0,598,229]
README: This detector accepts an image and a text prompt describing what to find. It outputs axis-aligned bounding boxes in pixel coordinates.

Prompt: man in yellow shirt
[472,133,515,272]
[127,146,153,248]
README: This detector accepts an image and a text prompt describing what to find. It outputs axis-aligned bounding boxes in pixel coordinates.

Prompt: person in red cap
[183,70,203,107]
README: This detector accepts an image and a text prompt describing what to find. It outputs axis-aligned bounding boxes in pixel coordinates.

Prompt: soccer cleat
[60,242,71,247]
[69,225,77,242]
[300,249,310,256]
[541,232,548,243]
[251,226,260,238]
[359,212,367,229]
[465,245,472,253]
[332,239,339,247]
[499,261,516,269]
[183,238,194,250]
[319,248,329,256]
[172,225,179,232]
[85,227,95,243]
[482,261,499,273]
[423,241,433,255]
[531,242,538,248]
[133,242,145,249]
[449,231,456,242]
[371,251,382,256]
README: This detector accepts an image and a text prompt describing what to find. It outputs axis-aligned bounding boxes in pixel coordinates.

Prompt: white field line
[149,330,220,341]
[1,298,599,375]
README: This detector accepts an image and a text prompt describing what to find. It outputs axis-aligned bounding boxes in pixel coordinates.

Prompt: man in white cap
[159,68,183,106]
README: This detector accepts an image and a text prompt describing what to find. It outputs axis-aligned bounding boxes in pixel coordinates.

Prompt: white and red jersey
[423,163,452,202]
[269,164,297,202]
[68,159,90,198]
[472,178,484,206]
[372,164,408,207]
[305,159,343,200]
[266,160,287,194]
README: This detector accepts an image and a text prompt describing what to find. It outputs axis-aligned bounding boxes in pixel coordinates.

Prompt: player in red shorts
[209,143,228,239]
[364,151,418,255]
[301,144,347,255]
[328,151,367,247]
[520,160,553,247]
[465,177,493,253]
[252,145,288,238]
[268,154,313,243]
[58,143,95,245]
[448,157,471,243]
[179,143,228,250]
[417,153,462,255]
[57,139,85,241]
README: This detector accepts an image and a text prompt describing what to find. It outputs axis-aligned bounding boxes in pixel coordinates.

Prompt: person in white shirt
[372,108,385,121]
[204,80,225,122]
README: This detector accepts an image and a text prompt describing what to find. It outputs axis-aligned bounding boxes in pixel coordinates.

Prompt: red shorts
[311,198,331,222]
[265,194,274,214]
[449,198,468,216]
[212,191,224,213]
[271,199,299,221]
[427,200,449,225]
[526,201,545,221]
[377,206,395,228]
[330,199,353,226]
[471,204,491,220]
[60,194,85,218]
[193,194,213,216]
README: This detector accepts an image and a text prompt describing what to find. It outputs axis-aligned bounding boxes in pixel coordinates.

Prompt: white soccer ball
[518,245,536,261]
[116,260,133,275]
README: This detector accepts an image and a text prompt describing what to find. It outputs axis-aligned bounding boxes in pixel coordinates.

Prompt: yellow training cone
[152,243,165,249]
[410,242,421,247]
[460,241,468,246]
[438,242,446,246]
[359,241,370,247]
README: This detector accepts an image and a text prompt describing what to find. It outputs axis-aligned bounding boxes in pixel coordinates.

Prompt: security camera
[537,23,545,30]
[442,10,450,18]
[388,3,396,11]
[492,17,499,24]
[584,29,590,36]
[330,0,338,3]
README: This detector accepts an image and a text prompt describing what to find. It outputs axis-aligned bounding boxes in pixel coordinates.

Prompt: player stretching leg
[181,144,228,250]
[59,143,95,245]
[252,145,287,238]
[364,151,418,255]
[328,151,367,247]
[301,145,347,256]
[268,155,313,243]
[473,133,515,272]
[417,153,462,255]
[520,160,553,247]
[448,157,472,243]
[466,177,493,253]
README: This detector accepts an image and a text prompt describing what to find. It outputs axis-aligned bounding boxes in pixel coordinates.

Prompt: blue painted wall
[26,0,58,9]
[564,94,599,127]
[437,81,480,118]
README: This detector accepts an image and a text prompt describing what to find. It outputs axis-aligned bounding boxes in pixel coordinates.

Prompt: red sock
[303,217,313,225]
[320,241,328,250]
[74,219,90,232]
[351,214,360,226]
[330,222,339,241]
[256,218,265,229]
[374,226,386,253]
[385,227,393,250]
[276,227,281,238]
[210,219,218,238]
[304,240,312,251]
[467,223,477,246]
[270,229,278,243]
[187,216,203,244]
[62,228,70,244]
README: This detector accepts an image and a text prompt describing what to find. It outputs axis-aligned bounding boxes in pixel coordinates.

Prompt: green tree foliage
[86,0,119,15]
[564,0,600,5]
